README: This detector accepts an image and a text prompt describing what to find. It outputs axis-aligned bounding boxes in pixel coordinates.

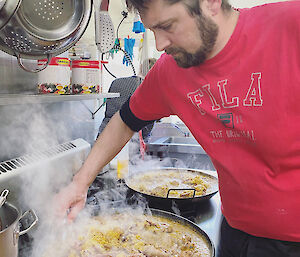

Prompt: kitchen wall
[230,0,290,7]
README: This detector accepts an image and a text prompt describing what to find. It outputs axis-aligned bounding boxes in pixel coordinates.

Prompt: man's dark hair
[126,0,232,15]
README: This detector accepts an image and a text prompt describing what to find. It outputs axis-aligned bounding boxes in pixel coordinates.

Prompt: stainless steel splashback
[0,51,37,94]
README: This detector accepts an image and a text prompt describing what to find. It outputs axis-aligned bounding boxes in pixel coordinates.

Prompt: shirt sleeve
[119,55,173,131]
[128,55,173,121]
[120,97,156,132]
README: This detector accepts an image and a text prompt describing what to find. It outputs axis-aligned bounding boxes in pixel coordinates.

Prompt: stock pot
[0,202,38,257]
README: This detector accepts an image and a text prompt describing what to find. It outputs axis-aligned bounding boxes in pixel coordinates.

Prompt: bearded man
[56,1,300,256]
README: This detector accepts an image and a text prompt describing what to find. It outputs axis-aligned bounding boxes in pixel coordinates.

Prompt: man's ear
[201,0,222,16]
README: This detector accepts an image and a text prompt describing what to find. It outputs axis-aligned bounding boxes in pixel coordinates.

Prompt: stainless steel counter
[193,193,222,251]
[144,124,216,170]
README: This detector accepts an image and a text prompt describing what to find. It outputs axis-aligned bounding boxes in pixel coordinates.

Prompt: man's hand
[54,179,89,222]
[53,112,135,222]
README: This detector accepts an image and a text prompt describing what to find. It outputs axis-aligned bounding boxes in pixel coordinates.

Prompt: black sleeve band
[120,97,155,132]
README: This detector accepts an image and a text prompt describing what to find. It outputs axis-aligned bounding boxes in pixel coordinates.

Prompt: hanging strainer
[94,0,115,53]
[0,0,21,29]
[0,0,92,72]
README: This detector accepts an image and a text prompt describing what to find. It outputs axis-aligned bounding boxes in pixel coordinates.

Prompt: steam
[23,139,185,257]
[2,102,211,257]
[0,104,68,160]
[0,102,75,257]
[5,101,162,257]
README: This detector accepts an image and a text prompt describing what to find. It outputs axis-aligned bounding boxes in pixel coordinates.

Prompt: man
[56,0,300,256]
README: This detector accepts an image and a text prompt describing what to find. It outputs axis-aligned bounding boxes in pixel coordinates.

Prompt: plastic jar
[37,57,71,94]
[71,60,100,94]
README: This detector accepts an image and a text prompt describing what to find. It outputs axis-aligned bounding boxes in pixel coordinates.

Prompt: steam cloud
[1,102,211,256]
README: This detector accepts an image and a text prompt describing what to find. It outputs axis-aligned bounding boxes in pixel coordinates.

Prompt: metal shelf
[0,93,120,106]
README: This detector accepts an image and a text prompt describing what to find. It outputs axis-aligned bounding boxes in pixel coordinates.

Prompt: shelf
[0,93,120,106]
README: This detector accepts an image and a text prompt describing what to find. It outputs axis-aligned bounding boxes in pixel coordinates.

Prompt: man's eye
[162,24,172,31]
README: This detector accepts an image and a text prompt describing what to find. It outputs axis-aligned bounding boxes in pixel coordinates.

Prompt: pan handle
[0,189,9,208]
[167,188,196,199]
[16,53,51,73]
[18,209,39,236]
[13,209,38,246]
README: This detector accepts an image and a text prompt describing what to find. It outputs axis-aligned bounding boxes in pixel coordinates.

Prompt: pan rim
[125,167,218,200]
[150,208,216,257]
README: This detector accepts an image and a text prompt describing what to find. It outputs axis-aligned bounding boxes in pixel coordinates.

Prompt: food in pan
[127,169,217,198]
[43,211,211,257]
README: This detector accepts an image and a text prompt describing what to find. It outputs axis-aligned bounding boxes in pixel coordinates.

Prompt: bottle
[116,144,129,179]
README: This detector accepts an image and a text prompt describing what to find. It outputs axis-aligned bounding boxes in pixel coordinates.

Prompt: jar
[71,60,100,94]
[37,57,71,94]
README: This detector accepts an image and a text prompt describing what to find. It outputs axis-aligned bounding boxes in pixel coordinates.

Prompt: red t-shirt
[128,1,300,241]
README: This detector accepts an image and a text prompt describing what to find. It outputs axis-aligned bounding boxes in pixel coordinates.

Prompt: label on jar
[71,60,100,94]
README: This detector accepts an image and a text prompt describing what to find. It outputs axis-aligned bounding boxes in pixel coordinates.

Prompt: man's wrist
[72,170,92,189]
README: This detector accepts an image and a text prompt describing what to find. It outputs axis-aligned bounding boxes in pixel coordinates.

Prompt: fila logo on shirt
[187,72,263,115]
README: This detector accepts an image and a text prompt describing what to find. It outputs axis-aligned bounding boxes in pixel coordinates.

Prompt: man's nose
[154,32,171,51]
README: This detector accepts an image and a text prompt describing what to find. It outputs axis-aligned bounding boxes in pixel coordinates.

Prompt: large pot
[56,206,215,257]
[0,202,38,257]
[125,167,219,210]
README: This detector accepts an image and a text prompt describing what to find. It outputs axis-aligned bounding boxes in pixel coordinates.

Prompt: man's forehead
[139,0,181,28]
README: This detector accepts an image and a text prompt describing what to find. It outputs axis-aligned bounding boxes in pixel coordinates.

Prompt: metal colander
[0,0,92,72]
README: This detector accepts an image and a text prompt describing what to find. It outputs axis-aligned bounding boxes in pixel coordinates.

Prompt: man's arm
[55,111,134,221]
[75,111,134,186]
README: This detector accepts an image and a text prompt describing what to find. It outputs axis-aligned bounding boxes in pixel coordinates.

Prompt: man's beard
[166,13,218,68]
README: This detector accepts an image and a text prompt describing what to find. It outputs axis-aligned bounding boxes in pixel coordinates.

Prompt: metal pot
[0,0,92,72]
[0,202,38,257]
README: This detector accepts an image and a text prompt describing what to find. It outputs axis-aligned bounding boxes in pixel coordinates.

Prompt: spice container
[37,57,71,94]
[71,60,100,94]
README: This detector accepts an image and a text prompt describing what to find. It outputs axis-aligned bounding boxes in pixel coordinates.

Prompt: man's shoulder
[244,1,300,19]
[238,1,300,34]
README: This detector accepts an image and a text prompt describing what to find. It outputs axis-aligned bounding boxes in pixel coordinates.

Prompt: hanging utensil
[0,189,9,208]
[94,0,115,53]
[0,0,21,29]
[0,0,92,73]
